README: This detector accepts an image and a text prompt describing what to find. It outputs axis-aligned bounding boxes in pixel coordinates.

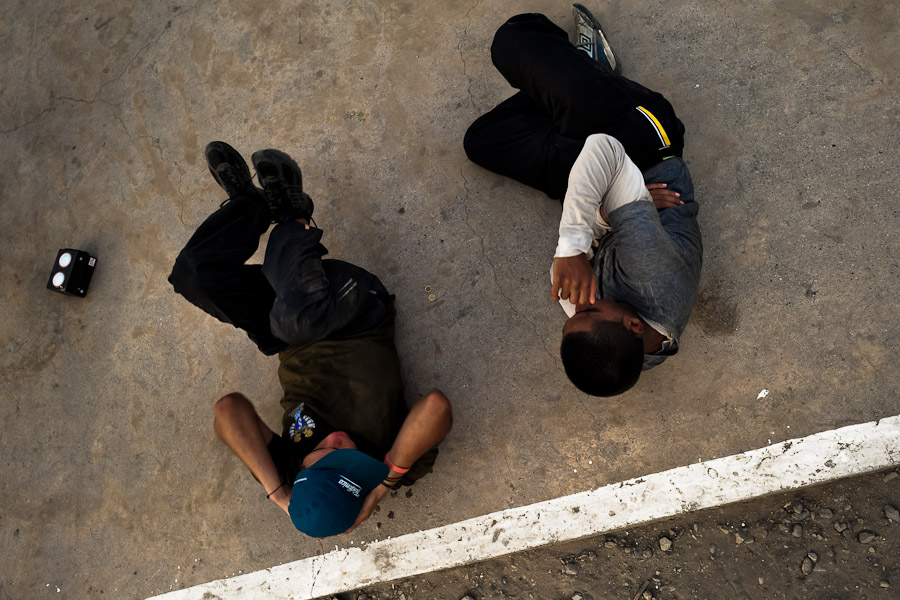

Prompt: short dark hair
[560,319,644,397]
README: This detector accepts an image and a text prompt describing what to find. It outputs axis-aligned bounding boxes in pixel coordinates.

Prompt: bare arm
[213,393,292,514]
[344,389,453,533]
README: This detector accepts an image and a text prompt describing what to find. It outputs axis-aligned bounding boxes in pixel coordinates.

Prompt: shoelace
[218,164,244,191]
[262,178,315,225]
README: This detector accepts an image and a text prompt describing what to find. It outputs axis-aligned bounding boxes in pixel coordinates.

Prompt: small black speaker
[47,249,97,297]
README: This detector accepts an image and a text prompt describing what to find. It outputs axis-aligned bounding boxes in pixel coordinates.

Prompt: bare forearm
[386,389,453,471]
[213,393,290,512]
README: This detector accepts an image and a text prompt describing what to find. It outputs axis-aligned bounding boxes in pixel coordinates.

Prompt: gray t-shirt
[595,157,702,368]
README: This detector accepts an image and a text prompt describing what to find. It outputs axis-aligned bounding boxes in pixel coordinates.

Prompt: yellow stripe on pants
[636,105,671,148]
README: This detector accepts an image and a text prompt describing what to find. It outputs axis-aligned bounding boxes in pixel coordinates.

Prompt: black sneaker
[251,149,315,224]
[205,141,256,198]
[573,3,620,73]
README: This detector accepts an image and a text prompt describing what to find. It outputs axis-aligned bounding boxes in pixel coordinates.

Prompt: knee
[168,251,199,295]
[462,114,495,168]
[169,251,219,303]
[490,13,549,62]
[462,122,483,163]
[213,393,250,432]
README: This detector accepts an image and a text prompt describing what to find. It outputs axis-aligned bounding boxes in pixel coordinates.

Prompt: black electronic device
[47,249,97,297]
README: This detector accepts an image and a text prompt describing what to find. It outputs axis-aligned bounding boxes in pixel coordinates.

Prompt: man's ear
[624,316,643,336]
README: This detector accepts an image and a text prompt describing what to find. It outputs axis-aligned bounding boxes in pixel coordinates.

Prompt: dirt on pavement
[345,468,900,600]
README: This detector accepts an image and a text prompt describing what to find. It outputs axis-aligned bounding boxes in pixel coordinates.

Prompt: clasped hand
[551,253,596,306]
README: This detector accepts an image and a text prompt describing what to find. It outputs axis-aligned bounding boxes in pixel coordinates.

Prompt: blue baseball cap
[289,449,390,537]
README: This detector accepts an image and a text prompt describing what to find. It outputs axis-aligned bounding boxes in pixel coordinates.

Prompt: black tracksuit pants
[168,193,389,355]
[463,13,685,200]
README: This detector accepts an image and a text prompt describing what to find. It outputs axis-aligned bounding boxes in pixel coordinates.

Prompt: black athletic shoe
[205,141,256,198]
[251,149,315,224]
[573,3,620,73]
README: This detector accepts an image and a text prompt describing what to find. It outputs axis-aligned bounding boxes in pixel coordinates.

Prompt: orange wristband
[384,452,410,474]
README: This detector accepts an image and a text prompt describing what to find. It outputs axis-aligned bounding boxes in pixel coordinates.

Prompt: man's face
[562,298,643,336]
[301,431,357,468]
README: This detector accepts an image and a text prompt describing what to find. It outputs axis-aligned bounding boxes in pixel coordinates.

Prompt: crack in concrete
[148,136,189,225]
[458,162,560,367]
[502,453,515,509]
[2,1,206,135]
[854,338,878,375]
[840,50,880,83]
[95,1,207,102]
[455,0,483,110]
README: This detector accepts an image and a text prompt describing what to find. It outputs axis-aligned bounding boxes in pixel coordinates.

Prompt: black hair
[560,319,644,397]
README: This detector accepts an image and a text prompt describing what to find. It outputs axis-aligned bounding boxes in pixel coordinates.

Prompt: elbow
[213,392,250,438]
[424,388,453,429]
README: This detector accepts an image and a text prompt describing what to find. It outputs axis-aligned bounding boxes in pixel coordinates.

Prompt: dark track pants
[168,193,388,355]
[463,13,685,200]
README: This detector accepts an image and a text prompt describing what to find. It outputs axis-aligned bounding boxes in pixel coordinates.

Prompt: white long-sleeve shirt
[554,134,652,259]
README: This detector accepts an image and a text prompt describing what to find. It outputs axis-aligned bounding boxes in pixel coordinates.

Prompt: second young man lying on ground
[465,7,703,397]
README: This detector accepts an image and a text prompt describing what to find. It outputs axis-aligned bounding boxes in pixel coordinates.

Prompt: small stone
[792,525,803,538]
[563,562,579,576]
[807,552,818,562]
[642,548,654,559]
[717,525,730,535]
[461,596,475,600]
[858,531,877,544]
[884,472,899,482]
[399,594,406,600]
[795,509,810,521]
[572,593,584,600]
[818,508,834,519]
[735,531,747,545]
[869,546,876,554]
[880,581,890,588]
[884,505,900,522]
[641,591,652,600]
[801,557,814,576]
[792,501,805,514]
[708,544,717,554]
[758,577,764,585]
[778,522,791,534]
[604,540,617,549]
[659,536,672,552]
[834,522,848,532]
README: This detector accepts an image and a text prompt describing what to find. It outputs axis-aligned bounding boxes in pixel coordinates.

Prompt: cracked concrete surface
[1,0,898,598]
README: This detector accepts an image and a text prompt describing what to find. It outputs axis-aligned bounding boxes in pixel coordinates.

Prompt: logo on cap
[337,476,362,497]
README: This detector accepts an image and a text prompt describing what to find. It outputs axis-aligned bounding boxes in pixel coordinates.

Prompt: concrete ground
[357,468,900,600]
[1,1,897,599]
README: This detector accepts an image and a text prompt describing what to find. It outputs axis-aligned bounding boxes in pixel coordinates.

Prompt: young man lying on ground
[464,6,702,397]
[169,142,452,537]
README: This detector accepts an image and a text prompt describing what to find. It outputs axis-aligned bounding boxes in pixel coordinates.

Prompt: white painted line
[149,415,900,600]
